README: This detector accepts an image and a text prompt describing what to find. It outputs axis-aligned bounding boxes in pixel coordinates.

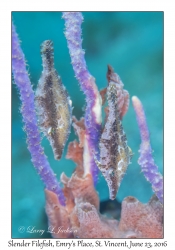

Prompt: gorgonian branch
[12,23,65,206]
[132,96,163,204]
[62,12,102,184]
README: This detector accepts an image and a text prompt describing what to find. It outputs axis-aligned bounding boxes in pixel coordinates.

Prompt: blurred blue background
[12,12,163,238]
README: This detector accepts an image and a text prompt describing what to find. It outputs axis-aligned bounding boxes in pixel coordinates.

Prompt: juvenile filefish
[95,80,132,200]
[35,40,72,160]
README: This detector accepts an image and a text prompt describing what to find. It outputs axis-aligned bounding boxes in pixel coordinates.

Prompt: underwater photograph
[12,11,163,238]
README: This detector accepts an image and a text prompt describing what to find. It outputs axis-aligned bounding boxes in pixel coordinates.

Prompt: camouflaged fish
[95,73,132,200]
[35,40,72,160]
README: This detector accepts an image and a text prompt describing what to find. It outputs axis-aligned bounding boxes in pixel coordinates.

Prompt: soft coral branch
[132,96,163,204]
[62,12,102,185]
[12,23,65,206]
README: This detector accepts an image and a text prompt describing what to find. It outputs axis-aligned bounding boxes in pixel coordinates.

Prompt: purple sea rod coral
[12,12,163,238]
[12,23,65,206]
[132,96,163,204]
[63,12,102,184]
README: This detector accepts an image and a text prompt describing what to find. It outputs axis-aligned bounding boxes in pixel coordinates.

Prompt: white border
[1,0,174,248]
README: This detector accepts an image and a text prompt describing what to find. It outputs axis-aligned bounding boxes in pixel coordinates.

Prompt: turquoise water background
[12,12,163,238]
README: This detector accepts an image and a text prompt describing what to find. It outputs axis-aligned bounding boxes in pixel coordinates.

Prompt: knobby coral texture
[12,12,163,238]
